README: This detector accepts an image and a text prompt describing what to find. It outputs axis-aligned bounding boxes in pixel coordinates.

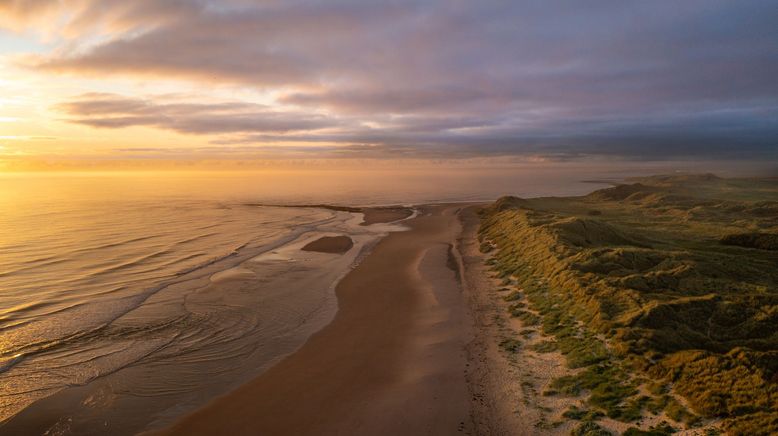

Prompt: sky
[0,0,776,171]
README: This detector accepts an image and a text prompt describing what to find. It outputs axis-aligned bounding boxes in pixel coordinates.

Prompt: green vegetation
[530,339,558,353]
[549,363,641,420]
[571,421,612,436]
[662,396,698,426]
[511,309,542,325]
[479,175,778,434]
[721,232,778,250]
[563,406,604,421]
[499,338,521,353]
[623,422,676,435]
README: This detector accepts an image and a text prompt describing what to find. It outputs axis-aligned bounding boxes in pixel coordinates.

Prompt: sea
[0,166,668,434]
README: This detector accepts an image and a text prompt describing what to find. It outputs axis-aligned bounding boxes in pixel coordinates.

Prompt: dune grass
[478,175,778,434]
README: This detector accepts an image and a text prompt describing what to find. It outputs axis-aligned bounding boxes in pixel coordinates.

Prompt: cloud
[10,0,778,160]
[55,91,778,161]
[32,1,404,86]
[0,0,201,39]
[57,93,340,135]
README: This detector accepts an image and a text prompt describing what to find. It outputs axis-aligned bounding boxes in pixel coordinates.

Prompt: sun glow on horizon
[0,1,775,171]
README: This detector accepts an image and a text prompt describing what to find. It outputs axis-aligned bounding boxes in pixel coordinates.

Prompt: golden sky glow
[0,1,776,171]
[0,44,309,171]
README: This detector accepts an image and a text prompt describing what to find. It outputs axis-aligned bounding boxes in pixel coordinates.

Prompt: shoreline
[158,203,481,435]
[0,206,413,435]
[5,176,772,434]
[243,204,415,226]
[1,201,515,435]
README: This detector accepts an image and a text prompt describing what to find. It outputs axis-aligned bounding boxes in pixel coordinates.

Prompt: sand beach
[160,204,479,435]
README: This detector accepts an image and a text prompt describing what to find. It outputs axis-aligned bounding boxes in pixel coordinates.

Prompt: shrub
[570,421,612,436]
[499,338,521,353]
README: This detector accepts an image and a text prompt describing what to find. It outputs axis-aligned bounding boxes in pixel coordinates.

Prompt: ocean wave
[0,201,343,427]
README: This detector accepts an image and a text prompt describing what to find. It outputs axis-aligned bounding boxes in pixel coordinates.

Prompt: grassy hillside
[479,174,778,434]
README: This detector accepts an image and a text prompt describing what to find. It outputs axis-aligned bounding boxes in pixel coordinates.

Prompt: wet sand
[360,207,414,225]
[301,235,354,253]
[160,204,474,436]
[1,208,407,436]
[246,204,414,226]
